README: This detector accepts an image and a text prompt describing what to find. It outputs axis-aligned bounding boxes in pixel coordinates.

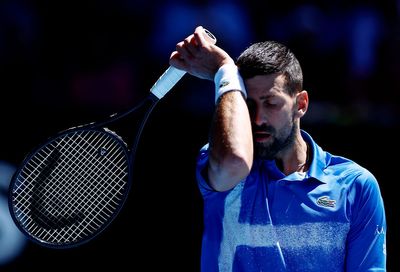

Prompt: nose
[252,106,266,126]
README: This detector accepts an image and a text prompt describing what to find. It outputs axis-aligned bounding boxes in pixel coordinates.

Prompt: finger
[184,36,199,56]
[176,40,194,60]
[194,25,208,48]
[169,51,187,71]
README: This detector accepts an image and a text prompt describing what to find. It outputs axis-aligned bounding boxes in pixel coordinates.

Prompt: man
[170,26,386,271]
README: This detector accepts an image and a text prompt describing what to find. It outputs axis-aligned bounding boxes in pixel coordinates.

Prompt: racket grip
[150,27,217,99]
[150,66,186,99]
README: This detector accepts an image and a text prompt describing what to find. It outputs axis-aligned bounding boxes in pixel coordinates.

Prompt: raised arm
[170,26,253,191]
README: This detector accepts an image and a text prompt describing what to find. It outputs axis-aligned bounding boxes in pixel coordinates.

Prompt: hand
[169,26,235,81]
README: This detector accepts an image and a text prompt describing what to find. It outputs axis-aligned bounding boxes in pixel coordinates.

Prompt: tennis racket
[8,28,216,248]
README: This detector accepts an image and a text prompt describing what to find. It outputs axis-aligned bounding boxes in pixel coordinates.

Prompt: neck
[276,136,309,175]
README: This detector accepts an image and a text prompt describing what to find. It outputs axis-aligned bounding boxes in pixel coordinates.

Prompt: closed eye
[264,101,275,107]
[263,100,278,108]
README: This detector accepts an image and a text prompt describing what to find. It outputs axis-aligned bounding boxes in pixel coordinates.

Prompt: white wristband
[214,63,247,104]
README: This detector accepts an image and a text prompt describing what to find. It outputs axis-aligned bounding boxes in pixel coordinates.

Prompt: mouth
[253,132,272,142]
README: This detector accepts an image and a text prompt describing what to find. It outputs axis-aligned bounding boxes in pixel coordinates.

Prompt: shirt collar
[253,130,331,184]
[301,130,331,184]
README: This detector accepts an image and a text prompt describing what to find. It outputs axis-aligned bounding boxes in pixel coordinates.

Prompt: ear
[295,90,308,118]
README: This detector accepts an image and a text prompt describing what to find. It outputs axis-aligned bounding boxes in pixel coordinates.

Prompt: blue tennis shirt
[196,130,386,271]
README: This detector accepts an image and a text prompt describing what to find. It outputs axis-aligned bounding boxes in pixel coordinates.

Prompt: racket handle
[150,66,186,99]
[150,28,217,99]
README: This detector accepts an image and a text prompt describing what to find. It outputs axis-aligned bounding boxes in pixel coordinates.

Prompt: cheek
[271,106,294,126]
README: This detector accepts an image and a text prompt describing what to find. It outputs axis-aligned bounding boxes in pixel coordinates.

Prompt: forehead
[244,74,287,98]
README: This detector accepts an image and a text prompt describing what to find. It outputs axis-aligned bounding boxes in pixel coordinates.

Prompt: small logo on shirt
[375,225,385,235]
[219,80,230,88]
[316,196,336,208]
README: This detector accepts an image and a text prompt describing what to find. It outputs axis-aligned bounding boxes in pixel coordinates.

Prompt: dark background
[0,0,398,271]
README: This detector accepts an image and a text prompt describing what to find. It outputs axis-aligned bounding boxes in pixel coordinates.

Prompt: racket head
[8,127,132,248]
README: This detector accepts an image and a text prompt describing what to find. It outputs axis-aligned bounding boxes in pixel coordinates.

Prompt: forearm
[168,26,253,190]
[208,90,253,191]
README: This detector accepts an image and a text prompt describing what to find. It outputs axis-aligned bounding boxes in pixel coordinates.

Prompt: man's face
[245,73,298,160]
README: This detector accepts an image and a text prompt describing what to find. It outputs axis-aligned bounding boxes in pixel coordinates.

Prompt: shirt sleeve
[346,170,387,271]
[195,143,219,197]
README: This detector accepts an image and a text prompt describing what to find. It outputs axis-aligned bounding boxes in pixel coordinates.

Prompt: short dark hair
[236,41,303,96]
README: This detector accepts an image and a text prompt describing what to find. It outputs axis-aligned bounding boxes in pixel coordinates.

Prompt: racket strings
[16,131,121,219]
[18,148,124,241]
[11,130,129,245]
[30,131,126,216]
[29,139,113,230]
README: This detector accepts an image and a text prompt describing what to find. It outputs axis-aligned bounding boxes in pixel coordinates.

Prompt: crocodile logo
[316,196,336,208]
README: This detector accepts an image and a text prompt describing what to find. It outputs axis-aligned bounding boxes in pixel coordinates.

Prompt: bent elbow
[208,152,253,192]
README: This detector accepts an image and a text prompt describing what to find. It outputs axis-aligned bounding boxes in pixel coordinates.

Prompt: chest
[228,173,348,226]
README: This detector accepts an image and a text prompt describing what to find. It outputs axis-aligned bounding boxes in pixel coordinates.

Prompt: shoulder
[327,154,377,184]
[324,153,383,204]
